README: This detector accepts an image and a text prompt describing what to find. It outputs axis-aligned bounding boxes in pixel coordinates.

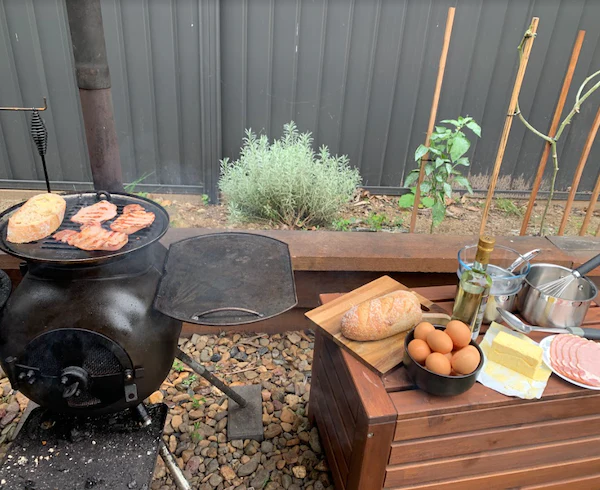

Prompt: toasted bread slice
[7,193,67,243]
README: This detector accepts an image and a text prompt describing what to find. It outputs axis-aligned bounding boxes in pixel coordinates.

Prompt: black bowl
[403,325,484,396]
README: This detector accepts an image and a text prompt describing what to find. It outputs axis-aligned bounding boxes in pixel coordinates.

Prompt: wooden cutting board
[306,275,451,375]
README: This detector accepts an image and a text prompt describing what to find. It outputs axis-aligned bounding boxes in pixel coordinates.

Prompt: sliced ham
[53,224,127,251]
[53,229,79,243]
[549,333,600,387]
[71,201,117,225]
[575,341,600,387]
[110,205,155,234]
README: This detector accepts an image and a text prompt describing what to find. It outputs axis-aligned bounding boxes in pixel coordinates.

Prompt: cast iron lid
[0,191,169,265]
[154,232,298,326]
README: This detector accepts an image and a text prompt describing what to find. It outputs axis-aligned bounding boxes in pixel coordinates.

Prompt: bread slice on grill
[7,193,66,243]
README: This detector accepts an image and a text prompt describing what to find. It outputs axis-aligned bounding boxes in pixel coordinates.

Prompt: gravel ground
[150,330,330,490]
[0,331,330,490]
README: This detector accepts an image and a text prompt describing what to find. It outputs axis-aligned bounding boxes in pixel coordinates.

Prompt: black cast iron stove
[0,191,297,489]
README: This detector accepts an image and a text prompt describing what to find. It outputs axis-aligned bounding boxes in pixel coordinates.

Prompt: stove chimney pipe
[65,0,124,192]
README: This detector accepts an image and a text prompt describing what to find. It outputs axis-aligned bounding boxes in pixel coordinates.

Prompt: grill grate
[0,191,169,264]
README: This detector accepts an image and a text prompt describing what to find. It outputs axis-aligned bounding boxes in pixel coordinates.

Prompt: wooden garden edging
[1,229,598,335]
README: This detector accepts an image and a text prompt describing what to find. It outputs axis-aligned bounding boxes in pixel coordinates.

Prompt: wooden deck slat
[323,336,359,423]
[385,435,600,487]
[389,413,600,464]
[312,390,347,490]
[393,390,597,441]
[311,356,350,483]
[521,472,600,489]
[386,455,600,490]
[317,347,353,465]
[341,347,397,424]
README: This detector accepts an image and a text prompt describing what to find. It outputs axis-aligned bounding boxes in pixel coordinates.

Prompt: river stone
[237,455,260,477]
[250,469,271,489]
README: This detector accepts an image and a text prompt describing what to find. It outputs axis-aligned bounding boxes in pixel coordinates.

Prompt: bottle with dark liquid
[452,236,495,339]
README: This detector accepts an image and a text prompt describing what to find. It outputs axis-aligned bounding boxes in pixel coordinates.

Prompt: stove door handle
[191,307,263,321]
[62,381,79,399]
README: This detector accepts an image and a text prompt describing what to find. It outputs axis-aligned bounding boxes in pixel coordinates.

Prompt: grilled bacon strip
[71,201,117,225]
[52,224,128,251]
[110,204,155,235]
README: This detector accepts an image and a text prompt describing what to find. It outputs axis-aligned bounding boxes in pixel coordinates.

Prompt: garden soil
[0,190,596,236]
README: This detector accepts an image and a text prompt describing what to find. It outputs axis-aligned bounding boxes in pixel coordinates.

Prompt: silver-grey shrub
[219,122,361,228]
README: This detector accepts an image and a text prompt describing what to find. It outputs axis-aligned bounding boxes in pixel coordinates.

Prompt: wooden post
[580,171,600,236]
[479,18,539,236]
[520,31,585,235]
[409,7,455,233]
[558,105,600,235]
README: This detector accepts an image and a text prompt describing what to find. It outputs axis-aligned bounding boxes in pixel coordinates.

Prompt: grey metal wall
[0,0,599,197]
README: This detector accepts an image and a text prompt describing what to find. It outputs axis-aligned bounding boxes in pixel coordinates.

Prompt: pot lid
[154,232,297,326]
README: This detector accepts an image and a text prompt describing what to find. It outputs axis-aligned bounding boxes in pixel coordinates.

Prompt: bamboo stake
[520,31,585,235]
[409,7,455,233]
[558,105,600,235]
[580,170,600,236]
[479,17,539,236]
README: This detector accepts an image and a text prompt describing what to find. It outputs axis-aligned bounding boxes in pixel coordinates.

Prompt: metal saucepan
[517,263,598,329]
[458,248,541,323]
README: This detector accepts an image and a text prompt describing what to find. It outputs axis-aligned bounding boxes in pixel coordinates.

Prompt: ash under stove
[0,404,167,490]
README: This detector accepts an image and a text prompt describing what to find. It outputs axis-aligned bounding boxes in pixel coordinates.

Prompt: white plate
[540,335,600,390]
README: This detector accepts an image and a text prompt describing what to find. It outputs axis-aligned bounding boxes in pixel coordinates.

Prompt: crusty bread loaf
[340,290,423,341]
[7,193,66,243]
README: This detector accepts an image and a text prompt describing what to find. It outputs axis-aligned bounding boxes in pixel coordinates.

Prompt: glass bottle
[452,236,495,339]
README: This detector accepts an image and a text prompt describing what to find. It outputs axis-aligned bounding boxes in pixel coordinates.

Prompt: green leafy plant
[400,116,480,232]
[202,194,210,205]
[124,171,154,194]
[365,212,388,231]
[191,421,203,443]
[219,122,361,228]
[495,197,523,217]
[181,374,197,387]
[332,217,355,231]
[191,396,206,410]
[514,23,600,235]
[172,360,185,372]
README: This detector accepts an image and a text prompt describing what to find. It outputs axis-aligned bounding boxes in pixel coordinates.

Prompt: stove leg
[176,349,248,408]
[176,348,264,442]
[136,403,191,490]
[159,439,192,490]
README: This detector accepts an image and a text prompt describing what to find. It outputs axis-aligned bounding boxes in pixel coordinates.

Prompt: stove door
[7,328,138,411]
[154,232,297,326]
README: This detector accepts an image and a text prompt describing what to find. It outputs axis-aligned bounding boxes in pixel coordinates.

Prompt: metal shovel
[496,307,600,340]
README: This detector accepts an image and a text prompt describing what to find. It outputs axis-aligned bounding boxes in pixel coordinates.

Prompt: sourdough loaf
[7,193,66,243]
[340,290,422,341]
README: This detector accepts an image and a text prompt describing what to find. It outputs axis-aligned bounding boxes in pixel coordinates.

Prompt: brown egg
[414,322,435,341]
[407,339,431,364]
[425,352,452,376]
[444,352,453,362]
[445,320,472,348]
[426,330,453,354]
[451,345,481,375]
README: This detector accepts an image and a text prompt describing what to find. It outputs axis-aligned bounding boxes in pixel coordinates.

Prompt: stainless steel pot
[517,263,598,329]
[484,292,518,323]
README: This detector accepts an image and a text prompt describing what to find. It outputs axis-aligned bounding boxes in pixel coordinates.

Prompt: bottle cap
[475,235,495,265]
[477,235,495,252]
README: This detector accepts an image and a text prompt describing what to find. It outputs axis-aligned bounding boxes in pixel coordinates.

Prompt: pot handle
[568,327,600,341]
[574,252,600,277]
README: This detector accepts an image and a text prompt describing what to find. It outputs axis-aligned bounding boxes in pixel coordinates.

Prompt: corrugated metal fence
[0,0,599,199]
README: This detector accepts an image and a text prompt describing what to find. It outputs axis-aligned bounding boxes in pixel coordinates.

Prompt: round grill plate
[0,191,169,264]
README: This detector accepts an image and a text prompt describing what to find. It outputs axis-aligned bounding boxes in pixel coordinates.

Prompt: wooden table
[309,285,600,490]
